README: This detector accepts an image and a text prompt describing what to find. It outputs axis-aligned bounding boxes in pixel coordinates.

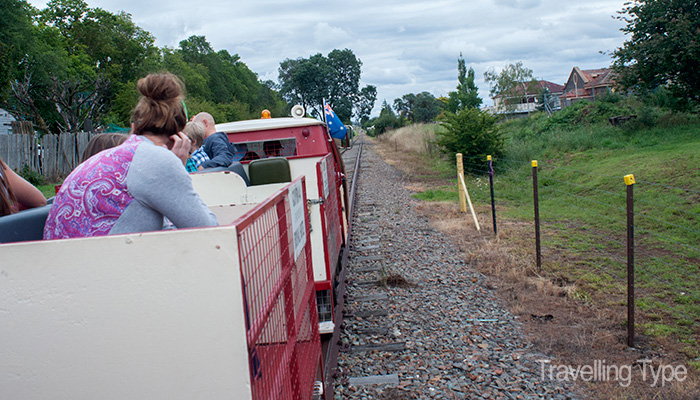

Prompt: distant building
[0,109,16,135]
[559,67,616,108]
[487,80,564,117]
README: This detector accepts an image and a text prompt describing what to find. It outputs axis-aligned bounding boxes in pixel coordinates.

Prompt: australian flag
[324,101,347,139]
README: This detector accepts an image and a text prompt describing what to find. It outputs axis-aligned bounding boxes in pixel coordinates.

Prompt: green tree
[612,0,700,109]
[436,108,503,169]
[0,0,36,102]
[278,49,373,122]
[446,54,482,112]
[369,100,399,136]
[354,85,376,124]
[483,61,539,114]
[394,92,441,123]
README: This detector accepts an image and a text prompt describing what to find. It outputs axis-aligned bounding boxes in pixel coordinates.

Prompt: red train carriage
[0,111,350,399]
[214,115,349,334]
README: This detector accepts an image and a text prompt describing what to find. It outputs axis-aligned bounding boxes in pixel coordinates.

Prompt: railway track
[327,139,579,399]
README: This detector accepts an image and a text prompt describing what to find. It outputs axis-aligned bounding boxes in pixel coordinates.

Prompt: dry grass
[370,134,700,400]
[375,123,440,156]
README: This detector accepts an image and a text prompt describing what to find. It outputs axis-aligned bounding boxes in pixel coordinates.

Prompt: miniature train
[0,111,351,399]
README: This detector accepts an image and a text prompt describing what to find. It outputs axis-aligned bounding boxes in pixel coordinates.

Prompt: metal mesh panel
[317,154,343,280]
[236,178,321,400]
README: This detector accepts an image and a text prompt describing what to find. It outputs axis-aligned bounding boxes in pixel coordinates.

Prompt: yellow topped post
[456,153,467,212]
[624,174,636,185]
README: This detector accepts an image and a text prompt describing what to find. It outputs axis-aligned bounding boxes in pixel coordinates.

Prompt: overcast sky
[29,0,629,114]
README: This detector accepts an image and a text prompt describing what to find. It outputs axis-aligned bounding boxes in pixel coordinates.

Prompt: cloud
[27,0,628,112]
[494,0,542,9]
[313,22,352,49]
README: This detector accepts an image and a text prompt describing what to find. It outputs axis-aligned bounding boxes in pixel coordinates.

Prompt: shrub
[435,108,503,171]
[18,165,45,186]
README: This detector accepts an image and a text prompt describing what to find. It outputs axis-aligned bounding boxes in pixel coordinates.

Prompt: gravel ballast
[333,141,577,399]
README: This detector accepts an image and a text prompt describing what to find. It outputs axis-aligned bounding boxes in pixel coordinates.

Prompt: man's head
[192,112,217,138]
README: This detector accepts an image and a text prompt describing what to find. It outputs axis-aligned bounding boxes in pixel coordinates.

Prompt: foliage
[168,36,287,122]
[446,54,481,112]
[1,2,287,133]
[0,0,35,103]
[368,100,400,136]
[18,164,45,186]
[498,97,700,163]
[355,85,377,125]
[393,92,441,124]
[613,0,700,110]
[278,49,375,123]
[484,61,539,113]
[435,108,503,170]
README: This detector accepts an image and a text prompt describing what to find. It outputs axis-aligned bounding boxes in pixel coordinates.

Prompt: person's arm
[1,161,47,210]
[200,133,233,169]
[129,145,218,229]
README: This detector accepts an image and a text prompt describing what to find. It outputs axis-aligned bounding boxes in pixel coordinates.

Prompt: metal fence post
[532,160,541,273]
[488,155,497,236]
[625,174,636,347]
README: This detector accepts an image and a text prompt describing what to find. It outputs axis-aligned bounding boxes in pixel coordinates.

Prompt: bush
[435,108,503,171]
[368,112,400,136]
[18,165,45,186]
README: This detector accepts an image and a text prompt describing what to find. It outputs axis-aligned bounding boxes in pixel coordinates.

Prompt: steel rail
[323,139,363,400]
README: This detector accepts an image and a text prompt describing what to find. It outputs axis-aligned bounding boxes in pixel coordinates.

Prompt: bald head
[193,112,216,138]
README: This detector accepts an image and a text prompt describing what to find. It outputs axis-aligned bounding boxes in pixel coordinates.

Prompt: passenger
[43,73,218,239]
[183,121,210,173]
[263,140,282,158]
[192,112,233,169]
[81,133,128,162]
[0,156,47,217]
[241,151,261,162]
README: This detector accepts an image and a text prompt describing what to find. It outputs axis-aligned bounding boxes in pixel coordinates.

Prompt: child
[183,121,210,173]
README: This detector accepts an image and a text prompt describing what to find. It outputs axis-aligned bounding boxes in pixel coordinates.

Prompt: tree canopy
[278,49,375,123]
[393,92,441,123]
[612,0,700,109]
[483,61,539,113]
[446,54,481,112]
[1,0,287,134]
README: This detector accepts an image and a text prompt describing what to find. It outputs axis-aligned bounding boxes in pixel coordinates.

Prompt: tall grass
[398,111,700,358]
[377,123,440,156]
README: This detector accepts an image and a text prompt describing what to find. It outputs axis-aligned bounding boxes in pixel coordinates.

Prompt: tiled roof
[580,68,615,88]
[539,80,565,94]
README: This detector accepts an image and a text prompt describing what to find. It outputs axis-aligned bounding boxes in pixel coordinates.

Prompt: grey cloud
[28,0,628,112]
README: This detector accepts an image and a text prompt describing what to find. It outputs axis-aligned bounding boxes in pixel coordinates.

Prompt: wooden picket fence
[0,131,98,180]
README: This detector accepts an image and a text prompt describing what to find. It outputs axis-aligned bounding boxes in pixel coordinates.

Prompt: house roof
[577,68,615,88]
[493,80,564,99]
[539,80,565,94]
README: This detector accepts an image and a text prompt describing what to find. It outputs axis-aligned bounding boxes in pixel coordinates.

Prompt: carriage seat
[197,161,250,186]
[248,157,291,186]
[0,205,52,244]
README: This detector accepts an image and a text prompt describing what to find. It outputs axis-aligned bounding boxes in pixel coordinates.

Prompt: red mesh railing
[236,177,321,399]
[317,154,344,281]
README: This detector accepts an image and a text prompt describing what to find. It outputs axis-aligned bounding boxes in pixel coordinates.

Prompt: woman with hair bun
[44,73,218,239]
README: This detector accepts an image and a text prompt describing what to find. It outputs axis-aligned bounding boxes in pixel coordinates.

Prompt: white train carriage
[213,115,348,334]
[0,113,350,399]
[0,176,321,399]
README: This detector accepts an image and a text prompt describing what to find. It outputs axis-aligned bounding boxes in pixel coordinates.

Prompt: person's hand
[169,131,192,166]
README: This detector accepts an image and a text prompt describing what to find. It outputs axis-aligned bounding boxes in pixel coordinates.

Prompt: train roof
[215,117,324,134]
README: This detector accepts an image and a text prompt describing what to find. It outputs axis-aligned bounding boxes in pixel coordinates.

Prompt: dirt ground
[371,137,700,400]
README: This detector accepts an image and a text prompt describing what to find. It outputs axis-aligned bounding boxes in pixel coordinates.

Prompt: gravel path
[333,141,578,399]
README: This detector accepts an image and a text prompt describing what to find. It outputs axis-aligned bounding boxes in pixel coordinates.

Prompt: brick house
[559,67,616,108]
